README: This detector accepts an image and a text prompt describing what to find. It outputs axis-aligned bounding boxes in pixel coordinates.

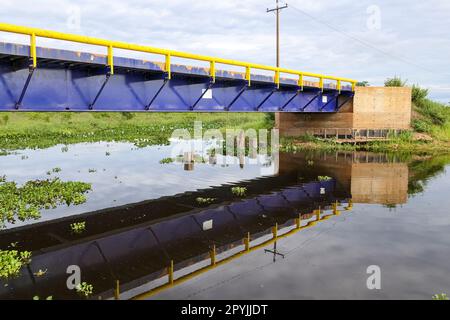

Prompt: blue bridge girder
[0,42,354,112]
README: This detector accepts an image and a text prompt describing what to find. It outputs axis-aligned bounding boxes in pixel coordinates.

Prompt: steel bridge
[0,23,357,113]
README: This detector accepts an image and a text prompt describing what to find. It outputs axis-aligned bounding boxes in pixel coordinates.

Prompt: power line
[285,2,444,76]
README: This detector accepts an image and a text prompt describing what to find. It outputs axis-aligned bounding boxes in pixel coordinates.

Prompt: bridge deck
[0,23,356,112]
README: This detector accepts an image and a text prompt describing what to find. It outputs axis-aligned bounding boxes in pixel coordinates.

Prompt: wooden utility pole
[267,0,288,67]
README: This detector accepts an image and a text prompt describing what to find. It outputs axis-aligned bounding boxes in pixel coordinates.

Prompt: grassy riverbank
[0,112,269,151]
[0,78,448,155]
[281,79,450,155]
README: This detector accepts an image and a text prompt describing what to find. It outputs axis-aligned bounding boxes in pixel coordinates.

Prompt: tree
[356,81,370,87]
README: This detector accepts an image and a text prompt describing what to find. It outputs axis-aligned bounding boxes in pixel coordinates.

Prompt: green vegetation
[159,157,174,164]
[318,176,332,182]
[76,282,94,297]
[408,154,450,196]
[282,78,450,155]
[384,76,407,87]
[196,197,216,205]
[432,293,449,300]
[0,113,269,151]
[0,176,91,228]
[70,221,86,234]
[33,295,53,300]
[0,250,32,279]
[231,186,247,197]
[357,81,370,87]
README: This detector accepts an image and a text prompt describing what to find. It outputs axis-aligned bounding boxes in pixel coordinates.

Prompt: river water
[1,140,449,300]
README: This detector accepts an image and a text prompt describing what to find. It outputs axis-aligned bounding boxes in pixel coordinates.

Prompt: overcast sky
[1,0,449,103]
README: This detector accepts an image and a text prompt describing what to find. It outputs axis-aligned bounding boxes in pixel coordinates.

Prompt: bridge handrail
[0,22,357,91]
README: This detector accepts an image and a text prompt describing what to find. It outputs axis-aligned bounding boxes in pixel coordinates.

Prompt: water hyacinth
[76,282,94,297]
[0,250,32,279]
[0,176,91,229]
[231,187,247,197]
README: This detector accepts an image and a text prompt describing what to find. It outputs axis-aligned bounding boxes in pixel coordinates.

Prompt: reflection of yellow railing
[127,201,351,300]
[0,23,357,91]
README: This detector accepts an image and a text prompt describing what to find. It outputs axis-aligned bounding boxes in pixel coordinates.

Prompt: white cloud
[0,0,449,101]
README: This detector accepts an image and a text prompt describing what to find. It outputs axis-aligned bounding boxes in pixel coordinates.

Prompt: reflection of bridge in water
[0,152,409,300]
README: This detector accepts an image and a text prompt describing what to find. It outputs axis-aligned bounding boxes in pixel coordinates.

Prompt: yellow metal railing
[0,22,357,91]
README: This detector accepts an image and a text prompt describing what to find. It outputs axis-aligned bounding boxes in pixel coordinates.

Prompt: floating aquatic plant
[231,187,247,197]
[0,250,32,279]
[0,176,91,228]
[159,157,174,164]
[33,295,53,300]
[432,293,449,300]
[76,282,94,297]
[70,221,86,234]
[196,197,216,205]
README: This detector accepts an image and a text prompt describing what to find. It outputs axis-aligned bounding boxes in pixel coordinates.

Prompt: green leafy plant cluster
[0,250,32,279]
[33,295,53,300]
[70,221,86,234]
[318,176,333,182]
[432,293,449,300]
[0,177,91,228]
[231,187,247,197]
[159,157,174,164]
[76,282,94,297]
[196,197,216,205]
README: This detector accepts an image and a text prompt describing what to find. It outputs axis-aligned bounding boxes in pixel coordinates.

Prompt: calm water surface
[1,141,449,300]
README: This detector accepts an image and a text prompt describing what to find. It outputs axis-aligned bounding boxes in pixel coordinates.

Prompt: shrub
[416,99,448,126]
[384,77,407,87]
[411,84,429,103]
[356,81,370,87]
[412,119,433,133]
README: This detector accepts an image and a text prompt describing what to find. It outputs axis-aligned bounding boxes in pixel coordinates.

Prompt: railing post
[165,54,171,80]
[30,33,37,68]
[272,223,278,239]
[295,213,302,229]
[245,66,251,86]
[275,70,280,89]
[315,207,321,221]
[168,260,174,284]
[107,45,114,75]
[333,201,340,216]
[114,280,120,300]
[210,244,216,266]
[319,77,324,91]
[210,61,216,83]
[243,232,250,251]
[298,74,304,91]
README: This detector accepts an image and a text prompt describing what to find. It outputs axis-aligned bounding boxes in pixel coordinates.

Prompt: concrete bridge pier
[276,87,412,140]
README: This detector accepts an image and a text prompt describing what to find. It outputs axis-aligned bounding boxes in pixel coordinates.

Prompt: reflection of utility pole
[267,0,288,67]
[265,241,285,262]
